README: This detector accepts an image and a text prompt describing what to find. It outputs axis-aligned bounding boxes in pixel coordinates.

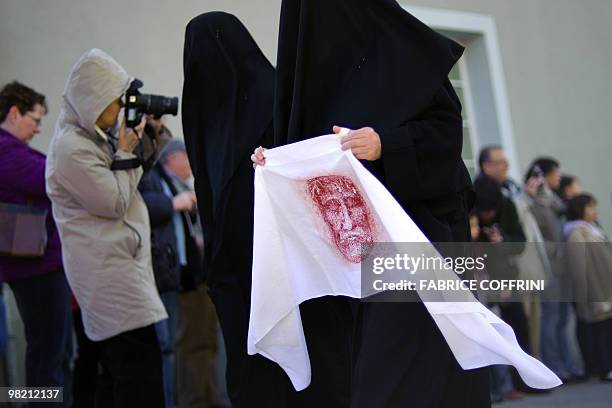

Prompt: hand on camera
[525,176,544,198]
[117,117,146,153]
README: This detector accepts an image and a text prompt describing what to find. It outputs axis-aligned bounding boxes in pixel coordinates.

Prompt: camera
[532,165,544,178]
[125,79,178,128]
[122,79,178,171]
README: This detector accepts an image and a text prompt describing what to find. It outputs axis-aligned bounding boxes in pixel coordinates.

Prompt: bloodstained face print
[306,175,374,263]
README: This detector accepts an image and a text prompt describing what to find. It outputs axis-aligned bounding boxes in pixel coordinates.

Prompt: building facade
[2,0,611,384]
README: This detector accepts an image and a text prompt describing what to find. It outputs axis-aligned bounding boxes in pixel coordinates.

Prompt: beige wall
[2,0,611,231]
[0,0,282,150]
[404,0,612,231]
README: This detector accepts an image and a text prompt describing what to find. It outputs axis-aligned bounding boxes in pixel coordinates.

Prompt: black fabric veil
[274,0,464,144]
[274,0,474,222]
[182,12,274,272]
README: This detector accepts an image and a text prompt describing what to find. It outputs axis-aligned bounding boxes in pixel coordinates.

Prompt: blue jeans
[155,291,178,408]
[0,285,8,359]
[8,270,72,399]
[490,365,513,401]
[540,301,584,377]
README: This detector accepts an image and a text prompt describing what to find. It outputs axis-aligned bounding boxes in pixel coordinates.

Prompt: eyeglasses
[485,159,508,166]
[25,113,43,127]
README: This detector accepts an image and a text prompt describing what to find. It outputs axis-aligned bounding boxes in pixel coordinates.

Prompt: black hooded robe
[182,12,295,408]
[274,1,490,407]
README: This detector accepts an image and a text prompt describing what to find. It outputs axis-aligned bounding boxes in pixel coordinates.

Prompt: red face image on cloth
[306,175,375,263]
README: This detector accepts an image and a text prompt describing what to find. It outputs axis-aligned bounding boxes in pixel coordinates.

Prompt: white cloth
[248,134,561,391]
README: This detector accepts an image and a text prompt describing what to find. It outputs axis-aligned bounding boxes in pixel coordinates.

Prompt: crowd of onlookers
[0,76,610,407]
[0,79,226,407]
[471,145,612,402]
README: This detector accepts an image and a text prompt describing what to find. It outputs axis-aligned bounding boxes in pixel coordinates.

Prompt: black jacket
[182,12,275,284]
[139,163,203,292]
[474,174,526,282]
[274,0,472,242]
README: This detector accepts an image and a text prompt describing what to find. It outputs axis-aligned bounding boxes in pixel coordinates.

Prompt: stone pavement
[496,380,611,408]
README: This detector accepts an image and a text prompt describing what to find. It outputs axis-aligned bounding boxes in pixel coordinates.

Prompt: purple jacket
[0,128,62,282]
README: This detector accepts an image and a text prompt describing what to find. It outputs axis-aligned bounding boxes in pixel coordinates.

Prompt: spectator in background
[473,174,526,402]
[473,174,508,244]
[525,157,585,381]
[558,175,582,202]
[0,81,72,393]
[0,286,8,385]
[138,121,197,408]
[184,13,292,408]
[525,158,565,246]
[158,140,224,408]
[46,49,166,407]
[479,145,551,359]
[477,147,540,394]
[477,147,527,250]
[564,194,612,381]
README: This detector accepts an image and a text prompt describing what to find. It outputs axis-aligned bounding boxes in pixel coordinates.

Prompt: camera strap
[111,158,142,171]
[103,129,143,171]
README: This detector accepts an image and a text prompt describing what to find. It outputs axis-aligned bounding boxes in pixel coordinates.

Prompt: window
[404,5,521,181]
[448,55,478,177]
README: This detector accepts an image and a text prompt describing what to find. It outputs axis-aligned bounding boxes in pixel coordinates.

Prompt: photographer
[46,49,166,407]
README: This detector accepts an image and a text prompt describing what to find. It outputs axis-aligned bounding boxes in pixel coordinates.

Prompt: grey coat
[46,48,166,341]
[565,221,612,322]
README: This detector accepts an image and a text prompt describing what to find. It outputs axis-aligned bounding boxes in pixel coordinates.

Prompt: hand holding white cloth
[248,134,561,391]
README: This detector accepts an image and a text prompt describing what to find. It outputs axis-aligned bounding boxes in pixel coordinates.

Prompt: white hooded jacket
[46,48,167,341]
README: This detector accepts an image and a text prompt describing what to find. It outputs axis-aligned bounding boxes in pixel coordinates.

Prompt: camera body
[123,79,178,171]
[125,79,178,128]
[532,165,544,178]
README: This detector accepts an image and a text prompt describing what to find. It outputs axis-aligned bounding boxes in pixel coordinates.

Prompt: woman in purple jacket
[0,81,71,390]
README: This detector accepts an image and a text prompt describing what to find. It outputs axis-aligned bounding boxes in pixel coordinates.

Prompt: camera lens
[137,94,179,118]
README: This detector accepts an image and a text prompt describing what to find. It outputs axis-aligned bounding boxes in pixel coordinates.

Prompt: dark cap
[160,139,186,163]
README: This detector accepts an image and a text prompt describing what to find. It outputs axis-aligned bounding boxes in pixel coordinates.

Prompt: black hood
[274,0,464,145]
[182,12,274,266]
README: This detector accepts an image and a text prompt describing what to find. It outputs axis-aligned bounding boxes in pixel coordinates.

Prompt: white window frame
[402,5,521,180]
[450,56,479,174]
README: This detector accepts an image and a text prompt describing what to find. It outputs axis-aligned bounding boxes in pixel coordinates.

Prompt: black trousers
[9,270,72,389]
[351,301,490,408]
[577,317,612,378]
[499,302,532,391]
[351,197,490,408]
[289,296,354,408]
[9,270,73,407]
[73,309,101,408]
[209,282,295,408]
[95,324,164,408]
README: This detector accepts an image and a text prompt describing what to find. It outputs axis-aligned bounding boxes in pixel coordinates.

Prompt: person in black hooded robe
[182,12,295,408]
[252,0,491,407]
